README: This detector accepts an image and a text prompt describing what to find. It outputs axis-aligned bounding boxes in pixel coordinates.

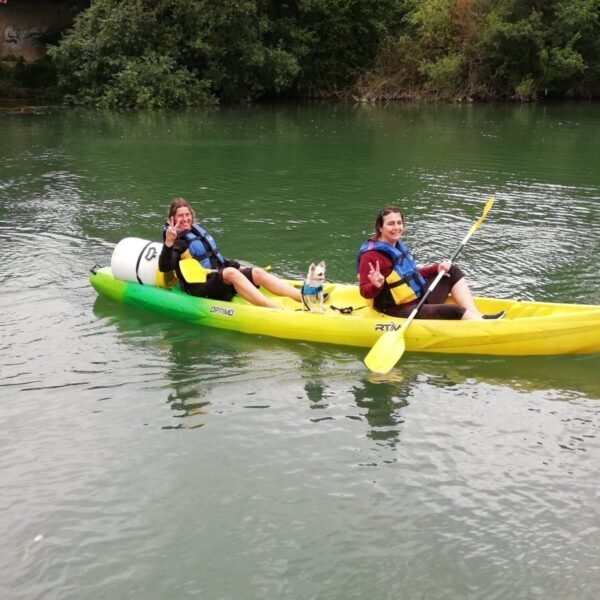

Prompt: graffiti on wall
[0,0,88,61]
[4,25,47,48]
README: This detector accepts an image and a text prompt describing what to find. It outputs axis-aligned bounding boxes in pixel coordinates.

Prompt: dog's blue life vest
[163,222,226,270]
[357,239,427,304]
[301,282,324,311]
[301,283,323,296]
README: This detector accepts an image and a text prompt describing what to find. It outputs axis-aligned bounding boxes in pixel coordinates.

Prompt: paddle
[364,197,495,374]
[178,258,272,284]
[179,258,212,283]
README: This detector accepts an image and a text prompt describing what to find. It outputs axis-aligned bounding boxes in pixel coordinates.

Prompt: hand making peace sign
[164,216,178,248]
[368,260,385,288]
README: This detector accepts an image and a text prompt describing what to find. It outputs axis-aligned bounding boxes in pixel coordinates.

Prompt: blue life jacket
[164,223,226,270]
[300,282,324,311]
[357,239,427,304]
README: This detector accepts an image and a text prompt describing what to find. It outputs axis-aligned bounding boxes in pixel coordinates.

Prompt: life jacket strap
[387,272,421,290]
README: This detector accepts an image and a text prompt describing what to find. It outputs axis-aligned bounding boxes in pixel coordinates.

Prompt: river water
[1,102,600,599]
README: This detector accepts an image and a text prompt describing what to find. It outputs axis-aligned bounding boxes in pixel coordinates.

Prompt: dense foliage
[359,0,600,101]
[0,57,58,100]
[49,0,400,108]
[46,0,600,107]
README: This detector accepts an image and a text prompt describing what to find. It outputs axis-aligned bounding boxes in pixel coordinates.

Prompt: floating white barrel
[111,237,162,286]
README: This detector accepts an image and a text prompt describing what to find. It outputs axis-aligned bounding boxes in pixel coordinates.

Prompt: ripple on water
[2,105,600,600]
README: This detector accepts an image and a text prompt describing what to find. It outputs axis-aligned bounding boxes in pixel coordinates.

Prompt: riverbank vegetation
[356,0,600,102]
[13,0,600,107]
[0,56,59,101]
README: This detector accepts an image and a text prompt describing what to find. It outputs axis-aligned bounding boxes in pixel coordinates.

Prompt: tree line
[32,0,600,107]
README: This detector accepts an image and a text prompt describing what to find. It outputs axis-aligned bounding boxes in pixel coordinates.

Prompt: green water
[1,102,600,600]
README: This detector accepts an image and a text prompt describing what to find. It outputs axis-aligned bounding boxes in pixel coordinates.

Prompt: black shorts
[379,264,467,320]
[183,266,256,301]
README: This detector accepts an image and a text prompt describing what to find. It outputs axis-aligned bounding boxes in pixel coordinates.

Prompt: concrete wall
[0,1,86,62]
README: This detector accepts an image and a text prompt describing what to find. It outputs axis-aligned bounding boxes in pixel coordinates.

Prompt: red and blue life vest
[357,239,427,304]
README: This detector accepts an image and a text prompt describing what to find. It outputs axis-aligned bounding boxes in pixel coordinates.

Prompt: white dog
[301,261,326,312]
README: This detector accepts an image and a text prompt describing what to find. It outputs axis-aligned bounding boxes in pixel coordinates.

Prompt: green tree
[48,0,600,105]
[49,0,404,107]
[49,0,302,107]
[357,0,488,100]
[479,0,600,99]
[294,0,405,95]
[358,0,600,101]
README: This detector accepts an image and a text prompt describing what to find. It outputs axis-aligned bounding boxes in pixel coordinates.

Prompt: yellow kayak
[90,265,600,356]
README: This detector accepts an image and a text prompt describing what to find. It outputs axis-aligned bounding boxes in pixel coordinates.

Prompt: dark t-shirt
[158,232,254,301]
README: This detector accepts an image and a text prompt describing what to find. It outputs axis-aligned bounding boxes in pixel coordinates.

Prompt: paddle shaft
[400,223,479,328]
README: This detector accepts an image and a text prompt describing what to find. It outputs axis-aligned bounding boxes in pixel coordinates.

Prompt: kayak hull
[90,267,600,356]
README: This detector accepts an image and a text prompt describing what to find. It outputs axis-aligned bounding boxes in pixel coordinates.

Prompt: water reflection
[93,297,212,429]
[307,349,595,457]
[351,376,410,445]
[396,354,600,401]
[94,292,600,451]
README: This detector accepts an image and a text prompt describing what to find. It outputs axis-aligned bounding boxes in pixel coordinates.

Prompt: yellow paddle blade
[179,258,212,283]
[363,329,407,374]
[470,197,495,235]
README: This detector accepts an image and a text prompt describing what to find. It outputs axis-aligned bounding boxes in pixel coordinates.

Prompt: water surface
[1,102,600,600]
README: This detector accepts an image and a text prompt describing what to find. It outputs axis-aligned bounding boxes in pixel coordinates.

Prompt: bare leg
[251,268,302,303]
[450,278,483,320]
[221,268,281,309]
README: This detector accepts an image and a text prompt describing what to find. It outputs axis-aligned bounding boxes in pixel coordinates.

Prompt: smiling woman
[158,197,302,309]
[357,205,504,321]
